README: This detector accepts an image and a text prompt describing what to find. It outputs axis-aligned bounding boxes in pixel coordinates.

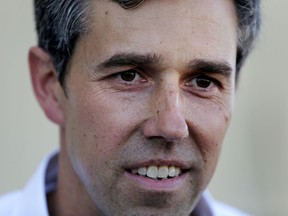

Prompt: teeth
[158,166,168,178]
[168,166,176,177]
[175,167,180,176]
[147,166,158,179]
[132,165,182,179]
[138,167,147,176]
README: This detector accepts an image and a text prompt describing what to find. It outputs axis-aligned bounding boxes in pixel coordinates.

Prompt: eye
[113,69,147,85]
[117,0,144,9]
[118,70,139,82]
[186,75,218,90]
[195,76,212,88]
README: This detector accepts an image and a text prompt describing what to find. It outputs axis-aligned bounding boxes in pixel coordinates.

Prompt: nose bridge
[157,70,181,110]
[160,82,180,114]
[143,75,189,141]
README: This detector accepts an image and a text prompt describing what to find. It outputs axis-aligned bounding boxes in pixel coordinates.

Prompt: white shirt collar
[19,150,58,216]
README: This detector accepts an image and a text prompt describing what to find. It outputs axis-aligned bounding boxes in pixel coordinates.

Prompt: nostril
[157,111,188,140]
[143,108,188,141]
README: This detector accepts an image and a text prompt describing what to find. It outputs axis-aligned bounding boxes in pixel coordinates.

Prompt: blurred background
[0,0,287,215]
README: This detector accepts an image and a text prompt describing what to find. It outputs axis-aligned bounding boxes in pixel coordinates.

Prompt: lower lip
[125,171,188,191]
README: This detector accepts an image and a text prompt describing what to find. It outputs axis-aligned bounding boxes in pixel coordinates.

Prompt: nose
[143,83,189,141]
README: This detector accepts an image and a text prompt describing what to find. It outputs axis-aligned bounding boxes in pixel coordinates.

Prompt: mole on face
[113,0,144,9]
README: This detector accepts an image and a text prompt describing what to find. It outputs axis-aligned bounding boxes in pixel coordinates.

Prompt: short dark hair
[34,0,261,85]
[235,0,261,80]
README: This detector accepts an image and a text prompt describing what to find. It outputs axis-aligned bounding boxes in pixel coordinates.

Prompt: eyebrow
[96,52,233,78]
[187,59,233,77]
[97,53,162,70]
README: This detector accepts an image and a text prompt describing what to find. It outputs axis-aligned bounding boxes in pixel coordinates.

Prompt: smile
[130,165,182,180]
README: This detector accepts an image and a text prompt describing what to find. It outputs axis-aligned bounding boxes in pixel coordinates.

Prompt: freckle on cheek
[224,115,229,122]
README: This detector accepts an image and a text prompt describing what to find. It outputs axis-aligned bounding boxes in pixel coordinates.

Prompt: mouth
[125,162,190,191]
[129,165,183,180]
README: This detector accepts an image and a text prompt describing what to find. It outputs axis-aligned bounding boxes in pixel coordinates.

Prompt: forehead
[76,0,237,68]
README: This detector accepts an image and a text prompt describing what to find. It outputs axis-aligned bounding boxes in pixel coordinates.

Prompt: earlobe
[28,47,65,126]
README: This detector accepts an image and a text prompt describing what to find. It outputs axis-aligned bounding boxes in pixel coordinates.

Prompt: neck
[47,131,101,216]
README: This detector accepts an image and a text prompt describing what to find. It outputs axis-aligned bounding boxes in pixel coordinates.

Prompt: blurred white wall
[209,1,288,215]
[0,0,58,195]
[0,1,287,215]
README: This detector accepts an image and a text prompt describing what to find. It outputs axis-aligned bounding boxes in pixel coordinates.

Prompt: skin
[29,0,238,215]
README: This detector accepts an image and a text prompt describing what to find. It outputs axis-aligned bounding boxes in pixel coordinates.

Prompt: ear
[28,47,65,126]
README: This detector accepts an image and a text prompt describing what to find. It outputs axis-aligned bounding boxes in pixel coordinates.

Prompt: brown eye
[195,77,212,88]
[117,0,144,9]
[186,76,217,90]
[119,70,137,82]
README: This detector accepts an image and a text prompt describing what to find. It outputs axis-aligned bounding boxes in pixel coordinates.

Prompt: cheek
[187,100,232,165]
[65,92,145,165]
[63,96,121,193]
[66,98,117,158]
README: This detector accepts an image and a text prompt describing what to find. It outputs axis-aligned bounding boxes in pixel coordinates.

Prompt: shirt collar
[19,150,58,216]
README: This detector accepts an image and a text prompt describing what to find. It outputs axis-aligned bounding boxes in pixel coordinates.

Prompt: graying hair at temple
[34,0,261,85]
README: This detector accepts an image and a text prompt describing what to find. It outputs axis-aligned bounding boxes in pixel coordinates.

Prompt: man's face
[59,0,237,215]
